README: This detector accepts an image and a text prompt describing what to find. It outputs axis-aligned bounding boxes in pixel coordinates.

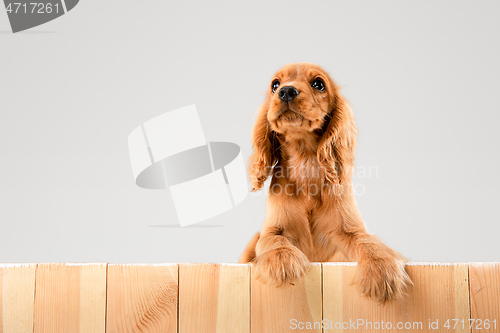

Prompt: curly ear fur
[248,103,280,191]
[317,91,357,185]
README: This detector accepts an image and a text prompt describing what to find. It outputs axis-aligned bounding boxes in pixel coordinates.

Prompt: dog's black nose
[278,86,299,102]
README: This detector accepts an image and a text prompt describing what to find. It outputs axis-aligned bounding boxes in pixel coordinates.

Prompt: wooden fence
[0,262,499,333]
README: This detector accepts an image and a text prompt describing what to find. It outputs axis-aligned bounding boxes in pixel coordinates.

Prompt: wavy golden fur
[239,63,411,303]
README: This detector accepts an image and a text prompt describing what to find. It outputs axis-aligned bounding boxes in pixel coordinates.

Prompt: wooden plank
[323,262,470,332]
[106,264,178,333]
[78,263,107,333]
[251,263,322,333]
[469,263,500,333]
[0,267,2,332]
[33,263,107,333]
[178,263,250,333]
[0,264,37,333]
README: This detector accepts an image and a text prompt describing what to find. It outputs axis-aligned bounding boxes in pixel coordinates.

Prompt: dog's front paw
[357,251,412,303]
[254,246,310,287]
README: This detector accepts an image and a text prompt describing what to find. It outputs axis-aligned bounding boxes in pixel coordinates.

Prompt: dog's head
[249,63,357,191]
[267,63,334,134]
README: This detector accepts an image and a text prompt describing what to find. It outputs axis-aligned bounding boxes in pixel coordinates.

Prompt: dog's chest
[287,155,324,190]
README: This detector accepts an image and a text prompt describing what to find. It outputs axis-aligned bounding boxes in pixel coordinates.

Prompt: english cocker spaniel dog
[239,63,411,303]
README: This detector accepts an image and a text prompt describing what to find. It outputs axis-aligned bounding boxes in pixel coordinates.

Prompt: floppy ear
[317,90,357,185]
[248,103,280,191]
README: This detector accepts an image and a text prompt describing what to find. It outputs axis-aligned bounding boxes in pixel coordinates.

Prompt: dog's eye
[271,80,280,93]
[311,78,325,92]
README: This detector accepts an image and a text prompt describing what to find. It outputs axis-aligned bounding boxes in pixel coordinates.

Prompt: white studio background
[0,1,499,263]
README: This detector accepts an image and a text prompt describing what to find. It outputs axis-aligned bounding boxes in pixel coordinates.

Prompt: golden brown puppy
[239,63,411,303]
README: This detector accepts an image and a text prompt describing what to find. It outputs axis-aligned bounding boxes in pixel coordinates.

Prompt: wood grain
[179,263,250,333]
[323,262,470,332]
[33,263,107,333]
[251,263,322,333]
[469,263,500,333]
[106,264,178,333]
[0,264,37,333]
[2,262,500,332]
